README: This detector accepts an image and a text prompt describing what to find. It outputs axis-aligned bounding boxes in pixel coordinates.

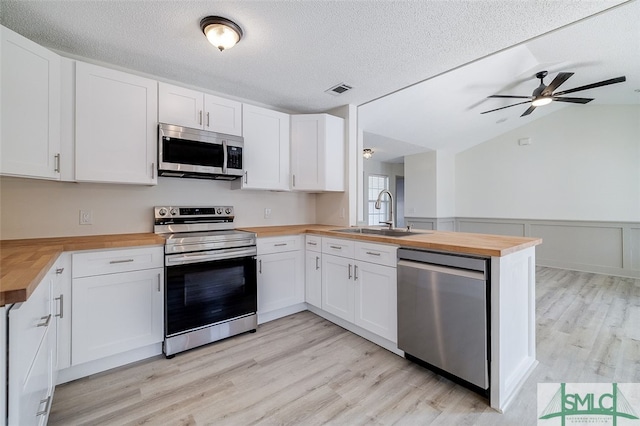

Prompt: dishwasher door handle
[397,259,485,280]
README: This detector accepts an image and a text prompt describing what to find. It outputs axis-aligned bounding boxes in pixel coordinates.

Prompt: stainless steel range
[154,206,257,357]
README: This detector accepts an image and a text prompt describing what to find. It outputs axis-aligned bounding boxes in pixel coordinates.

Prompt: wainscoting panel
[458,219,526,237]
[629,226,640,271]
[531,223,623,270]
[438,217,639,278]
[405,217,455,231]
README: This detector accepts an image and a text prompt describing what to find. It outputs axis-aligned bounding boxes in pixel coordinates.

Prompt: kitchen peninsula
[1,226,540,415]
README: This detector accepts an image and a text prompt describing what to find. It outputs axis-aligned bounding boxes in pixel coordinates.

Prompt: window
[368,174,389,226]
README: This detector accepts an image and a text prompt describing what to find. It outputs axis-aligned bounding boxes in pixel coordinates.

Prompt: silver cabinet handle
[199,110,203,125]
[109,258,134,264]
[54,153,61,173]
[151,162,155,179]
[244,171,248,184]
[157,273,161,292]
[293,174,296,187]
[37,314,51,328]
[315,256,319,270]
[307,241,317,246]
[365,251,381,256]
[259,259,262,274]
[206,111,210,127]
[329,245,342,250]
[55,295,64,318]
[348,264,352,279]
[36,396,51,416]
[274,243,287,247]
[354,265,359,281]
[55,267,64,274]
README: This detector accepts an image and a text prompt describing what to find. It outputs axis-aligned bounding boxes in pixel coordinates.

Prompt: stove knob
[216,208,223,214]
[225,208,232,215]
[158,208,168,216]
[170,208,178,216]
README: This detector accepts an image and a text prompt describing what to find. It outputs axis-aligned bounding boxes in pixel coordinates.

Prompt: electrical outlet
[79,210,93,225]
[264,208,271,219]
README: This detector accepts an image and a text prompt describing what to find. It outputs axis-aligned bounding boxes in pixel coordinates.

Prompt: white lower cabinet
[353,261,397,342]
[71,246,164,365]
[304,235,322,308]
[317,236,398,343]
[257,236,304,322]
[7,260,58,426]
[321,254,354,322]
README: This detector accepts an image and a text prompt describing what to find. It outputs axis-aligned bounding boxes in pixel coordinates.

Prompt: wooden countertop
[238,225,542,258]
[1,226,542,307]
[0,233,164,307]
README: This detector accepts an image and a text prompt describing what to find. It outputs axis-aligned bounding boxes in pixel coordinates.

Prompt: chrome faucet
[374,189,394,229]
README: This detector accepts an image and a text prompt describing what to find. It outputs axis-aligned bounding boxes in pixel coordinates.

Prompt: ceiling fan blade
[543,72,574,95]
[520,105,537,117]
[554,76,626,96]
[552,97,593,104]
[480,100,532,114]
[487,95,533,99]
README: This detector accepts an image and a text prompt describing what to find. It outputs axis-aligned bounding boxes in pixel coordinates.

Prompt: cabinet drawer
[257,235,302,255]
[72,246,164,278]
[322,237,355,258]
[355,242,397,268]
[304,235,322,252]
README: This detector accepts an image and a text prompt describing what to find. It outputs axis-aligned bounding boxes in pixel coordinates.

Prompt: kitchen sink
[334,228,423,237]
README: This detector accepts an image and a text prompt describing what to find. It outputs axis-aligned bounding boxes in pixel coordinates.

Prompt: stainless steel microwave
[158,123,243,180]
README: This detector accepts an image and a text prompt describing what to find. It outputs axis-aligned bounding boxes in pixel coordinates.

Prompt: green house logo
[539,383,639,425]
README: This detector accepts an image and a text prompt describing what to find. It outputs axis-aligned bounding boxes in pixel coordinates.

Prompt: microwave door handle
[222,140,228,174]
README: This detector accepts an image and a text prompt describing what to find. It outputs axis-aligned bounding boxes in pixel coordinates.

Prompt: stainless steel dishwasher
[397,248,489,394]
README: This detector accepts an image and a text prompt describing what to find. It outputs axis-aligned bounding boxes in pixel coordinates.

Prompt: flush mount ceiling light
[363,148,374,159]
[200,16,243,51]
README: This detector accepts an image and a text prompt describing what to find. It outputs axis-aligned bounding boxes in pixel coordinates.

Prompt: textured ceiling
[0,0,631,116]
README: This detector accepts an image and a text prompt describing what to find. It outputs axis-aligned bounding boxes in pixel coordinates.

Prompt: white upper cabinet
[75,62,158,185]
[232,104,290,191]
[1,25,61,180]
[158,82,242,136]
[290,113,344,192]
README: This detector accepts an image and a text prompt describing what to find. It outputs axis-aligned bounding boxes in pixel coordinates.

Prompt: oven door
[165,250,257,337]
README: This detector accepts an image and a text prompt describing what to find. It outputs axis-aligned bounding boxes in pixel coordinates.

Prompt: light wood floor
[49,267,640,425]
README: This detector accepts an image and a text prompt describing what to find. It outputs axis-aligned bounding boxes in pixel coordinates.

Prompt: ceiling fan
[481,71,626,117]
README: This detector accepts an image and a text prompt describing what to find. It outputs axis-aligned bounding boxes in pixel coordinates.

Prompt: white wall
[405,151,436,217]
[436,150,455,217]
[0,176,316,239]
[455,105,640,221]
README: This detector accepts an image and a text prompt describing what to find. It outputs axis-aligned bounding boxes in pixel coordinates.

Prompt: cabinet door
[1,26,61,180]
[291,114,344,192]
[291,114,322,191]
[72,268,164,365]
[305,251,322,308]
[203,93,242,136]
[75,62,157,184]
[321,254,354,322]
[239,104,290,190]
[354,262,397,343]
[257,250,304,314]
[158,82,204,129]
[8,269,54,426]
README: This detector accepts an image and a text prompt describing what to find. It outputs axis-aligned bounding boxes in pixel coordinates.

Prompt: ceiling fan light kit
[481,70,626,117]
[363,148,374,159]
[200,16,243,51]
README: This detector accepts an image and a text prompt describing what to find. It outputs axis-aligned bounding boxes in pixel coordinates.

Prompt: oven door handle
[166,247,257,266]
